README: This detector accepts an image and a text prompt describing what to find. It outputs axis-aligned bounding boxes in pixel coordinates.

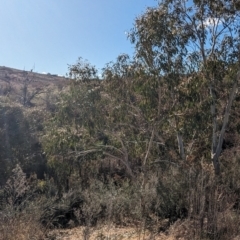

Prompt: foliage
[4,164,29,207]
[128,0,240,174]
[68,57,98,81]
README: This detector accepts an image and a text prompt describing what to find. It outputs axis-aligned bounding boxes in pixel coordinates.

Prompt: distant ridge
[0,65,69,88]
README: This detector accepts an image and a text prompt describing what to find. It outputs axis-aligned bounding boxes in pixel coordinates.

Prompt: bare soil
[47,225,172,240]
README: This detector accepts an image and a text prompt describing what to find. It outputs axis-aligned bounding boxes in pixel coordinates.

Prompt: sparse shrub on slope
[0,102,48,186]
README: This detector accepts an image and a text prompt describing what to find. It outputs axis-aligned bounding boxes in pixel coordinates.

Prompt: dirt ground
[47,224,180,240]
[46,220,240,240]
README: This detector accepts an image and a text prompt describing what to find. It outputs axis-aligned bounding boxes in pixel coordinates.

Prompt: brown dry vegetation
[0,211,46,240]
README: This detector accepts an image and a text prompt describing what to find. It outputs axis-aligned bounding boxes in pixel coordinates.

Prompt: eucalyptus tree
[68,57,99,81]
[128,0,240,175]
[43,56,142,189]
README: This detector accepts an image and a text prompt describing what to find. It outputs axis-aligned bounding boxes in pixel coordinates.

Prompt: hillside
[0,66,68,87]
[0,66,69,107]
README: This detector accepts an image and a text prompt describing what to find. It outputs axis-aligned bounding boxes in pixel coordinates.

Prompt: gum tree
[129,0,240,175]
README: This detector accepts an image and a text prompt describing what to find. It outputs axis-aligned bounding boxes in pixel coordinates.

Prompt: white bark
[211,71,240,175]
[177,132,186,160]
[210,84,217,154]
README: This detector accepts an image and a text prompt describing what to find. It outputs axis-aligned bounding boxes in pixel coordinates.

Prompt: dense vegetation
[1,0,240,239]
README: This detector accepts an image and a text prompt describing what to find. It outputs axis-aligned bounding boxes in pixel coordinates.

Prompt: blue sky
[0,0,158,76]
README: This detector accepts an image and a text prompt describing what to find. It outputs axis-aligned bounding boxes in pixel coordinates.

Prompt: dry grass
[0,212,48,240]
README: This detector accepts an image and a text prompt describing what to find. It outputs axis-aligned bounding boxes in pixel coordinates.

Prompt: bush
[0,208,47,240]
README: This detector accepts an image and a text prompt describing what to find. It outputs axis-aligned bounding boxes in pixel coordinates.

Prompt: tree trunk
[177,132,186,160]
[211,71,240,175]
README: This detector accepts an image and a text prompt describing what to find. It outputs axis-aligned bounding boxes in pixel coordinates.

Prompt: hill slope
[0,66,68,88]
[0,66,69,107]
